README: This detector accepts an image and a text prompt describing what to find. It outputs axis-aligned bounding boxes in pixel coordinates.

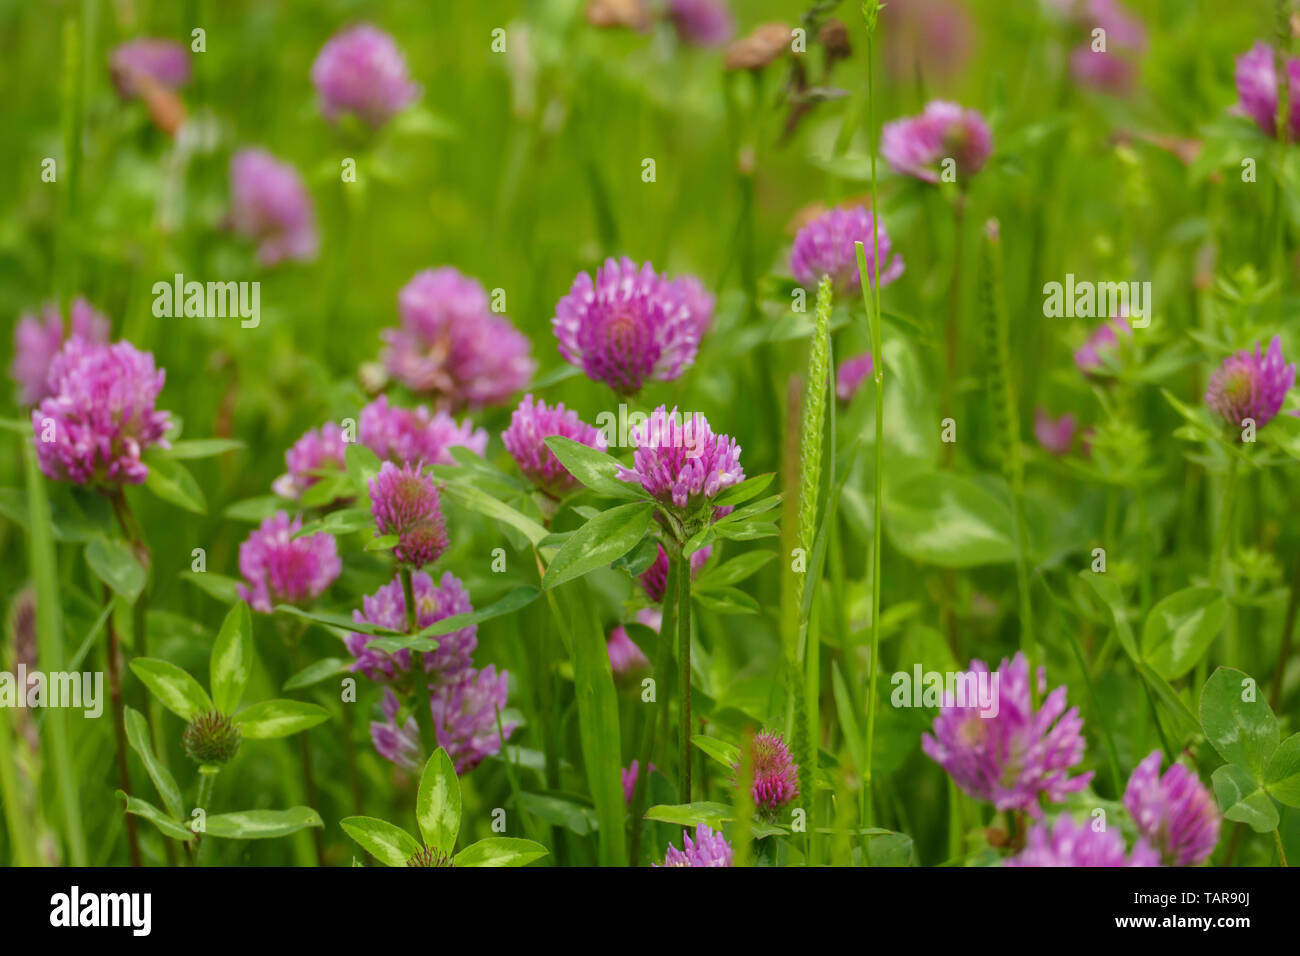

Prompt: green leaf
[1265,733,1300,808]
[1076,571,1141,662]
[714,520,779,542]
[1141,587,1227,680]
[516,793,599,835]
[692,587,760,615]
[84,537,146,604]
[143,455,207,514]
[408,586,540,640]
[883,472,1013,567]
[693,550,775,591]
[234,699,330,739]
[224,495,287,522]
[129,658,212,720]
[210,602,254,715]
[123,707,183,820]
[453,837,549,867]
[692,735,740,769]
[609,535,659,576]
[364,533,400,552]
[299,473,353,509]
[339,816,422,867]
[344,442,383,498]
[272,605,405,637]
[1199,667,1279,781]
[361,635,440,655]
[416,748,461,854]
[831,661,865,770]
[284,657,350,691]
[644,801,732,828]
[157,439,244,460]
[118,791,193,842]
[203,807,324,840]
[1211,764,1279,833]
[541,501,655,589]
[440,481,549,546]
[556,581,627,866]
[179,570,242,604]
[543,436,643,499]
[710,473,774,507]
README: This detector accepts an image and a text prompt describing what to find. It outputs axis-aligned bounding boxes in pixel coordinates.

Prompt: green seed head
[183,710,241,765]
[405,846,455,867]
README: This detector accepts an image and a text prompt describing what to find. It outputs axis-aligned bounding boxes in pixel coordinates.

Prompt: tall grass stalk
[0,705,38,865]
[978,220,1037,705]
[56,16,84,300]
[23,444,86,865]
[731,727,756,867]
[856,1,887,832]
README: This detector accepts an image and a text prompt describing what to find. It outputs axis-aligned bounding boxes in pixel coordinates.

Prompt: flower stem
[104,593,142,867]
[400,567,436,758]
[942,193,967,468]
[666,541,694,803]
[192,765,219,863]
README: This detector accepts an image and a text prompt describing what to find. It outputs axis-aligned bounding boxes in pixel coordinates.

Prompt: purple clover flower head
[881,100,993,184]
[922,652,1094,814]
[1235,42,1300,140]
[667,0,735,47]
[622,759,657,802]
[273,422,350,500]
[1070,43,1138,94]
[236,511,342,614]
[110,39,192,98]
[835,352,875,402]
[431,665,516,774]
[502,394,607,498]
[229,149,319,266]
[607,624,651,676]
[1046,0,1147,95]
[1073,315,1132,375]
[638,543,711,603]
[1205,335,1296,431]
[617,406,744,512]
[658,824,734,867]
[311,24,420,128]
[1123,751,1221,866]
[347,570,476,683]
[11,298,111,405]
[369,461,448,569]
[552,257,713,395]
[372,688,422,769]
[384,268,535,411]
[735,731,799,817]
[359,394,488,467]
[32,338,170,486]
[1006,813,1161,867]
[1034,408,1077,456]
[790,206,905,293]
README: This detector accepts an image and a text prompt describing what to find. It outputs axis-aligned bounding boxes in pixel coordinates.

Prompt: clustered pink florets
[32,338,171,486]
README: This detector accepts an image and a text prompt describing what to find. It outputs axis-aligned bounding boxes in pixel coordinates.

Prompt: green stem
[22,443,85,865]
[669,543,693,803]
[0,702,38,866]
[1275,827,1289,867]
[401,568,436,756]
[105,596,142,866]
[192,765,219,863]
